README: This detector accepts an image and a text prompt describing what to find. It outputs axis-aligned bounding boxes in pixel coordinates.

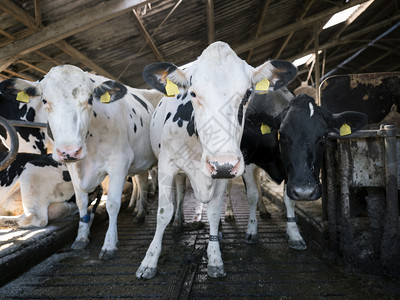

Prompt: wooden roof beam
[34,0,42,28]
[234,0,370,55]
[288,14,400,66]
[0,0,39,30]
[54,40,118,81]
[247,0,271,62]
[302,0,374,52]
[18,60,47,75]
[274,0,315,59]
[3,69,36,81]
[206,0,215,45]
[131,9,164,61]
[0,0,152,71]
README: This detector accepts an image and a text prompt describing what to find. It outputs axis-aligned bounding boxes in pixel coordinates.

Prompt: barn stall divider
[320,72,400,275]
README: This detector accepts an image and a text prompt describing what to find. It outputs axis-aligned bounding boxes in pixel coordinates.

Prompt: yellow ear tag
[16,91,30,103]
[260,123,271,135]
[340,123,351,136]
[100,91,111,103]
[255,78,270,94]
[165,78,180,97]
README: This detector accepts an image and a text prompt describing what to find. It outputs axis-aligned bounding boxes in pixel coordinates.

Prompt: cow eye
[42,98,47,104]
[190,91,196,98]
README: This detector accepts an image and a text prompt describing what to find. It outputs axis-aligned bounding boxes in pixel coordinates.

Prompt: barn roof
[0,0,399,91]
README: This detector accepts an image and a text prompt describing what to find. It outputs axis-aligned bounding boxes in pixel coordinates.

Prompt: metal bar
[338,140,353,257]
[381,124,399,266]
[7,120,47,129]
[324,140,338,252]
[322,20,400,80]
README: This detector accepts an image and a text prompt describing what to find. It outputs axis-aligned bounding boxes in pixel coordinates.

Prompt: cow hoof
[245,233,259,244]
[133,215,145,223]
[99,249,117,260]
[224,214,235,222]
[71,240,89,250]
[259,211,271,220]
[136,266,157,279]
[207,265,226,278]
[288,238,307,250]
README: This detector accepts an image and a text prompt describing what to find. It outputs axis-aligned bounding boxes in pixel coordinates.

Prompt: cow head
[143,41,296,179]
[248,94,367,200]
[0,65,126,163]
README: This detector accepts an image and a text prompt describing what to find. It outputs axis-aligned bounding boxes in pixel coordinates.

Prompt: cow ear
[246,112,282,133]
[93,81,127,103]
[0,78,40,103]
[142,62,188,97]
[329,111,368,135]
[252,60,297,93]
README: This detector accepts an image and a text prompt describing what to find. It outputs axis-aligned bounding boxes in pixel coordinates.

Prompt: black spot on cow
[130,114,133,119]
[181,92,188,101]
[134,124,137,133]
[164,112,171,124]
[88,95,93,105]
[93,110,97,118]
[131,94,149,113]
[62,171,72,182]
[158,143,161,148]
[0,153,60,187]
[177,94,181,100]
[25,86,37,97]
[132,108,136,115]
[140,117,143,127]
[172,101,196,136]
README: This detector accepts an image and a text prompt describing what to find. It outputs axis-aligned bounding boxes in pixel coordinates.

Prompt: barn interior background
[0,0,399,94]
[1,0,400,277]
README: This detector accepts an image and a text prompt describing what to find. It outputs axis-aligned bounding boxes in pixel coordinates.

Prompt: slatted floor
[0,178,395,299]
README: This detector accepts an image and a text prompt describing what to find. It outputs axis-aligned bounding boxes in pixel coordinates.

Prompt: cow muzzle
[55,145,84,162]
[287,183,321,201]
[206,155,242,179]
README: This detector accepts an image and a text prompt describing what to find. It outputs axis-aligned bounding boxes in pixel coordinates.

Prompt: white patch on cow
[309,102,314,117]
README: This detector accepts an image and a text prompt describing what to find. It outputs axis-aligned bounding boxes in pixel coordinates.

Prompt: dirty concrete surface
[0,178,399,299]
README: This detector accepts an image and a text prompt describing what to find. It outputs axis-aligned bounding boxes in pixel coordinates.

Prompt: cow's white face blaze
[40,66,93,162]
[186,55,253,178]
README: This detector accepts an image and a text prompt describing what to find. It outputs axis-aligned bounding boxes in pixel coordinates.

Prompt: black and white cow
[0,65,163,259]
[0,152,102,228]
[246,93,367,240]
[231,87,297,244]
[0,93,50,154]
[135,41,296,279]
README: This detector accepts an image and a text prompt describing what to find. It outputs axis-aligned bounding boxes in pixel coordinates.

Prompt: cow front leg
[207,180,227,278]
[136,168,176,279]
[172,173,186,234]
[242,165,259,243]
[224,179,234,221]
[71,189,92,250]
[99,173,126,260]
[284,185,306,250]
[132,172,149,224]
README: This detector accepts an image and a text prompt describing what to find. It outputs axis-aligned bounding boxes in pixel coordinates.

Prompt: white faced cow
[136,41,297,279]
[0,65,162,259]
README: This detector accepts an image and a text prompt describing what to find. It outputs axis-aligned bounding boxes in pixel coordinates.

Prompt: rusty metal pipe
[0,116,19,171]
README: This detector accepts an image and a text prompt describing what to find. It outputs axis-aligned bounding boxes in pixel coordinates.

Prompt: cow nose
[206,155,241,179]
[56,146,83,161]
[289,184,321,201]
